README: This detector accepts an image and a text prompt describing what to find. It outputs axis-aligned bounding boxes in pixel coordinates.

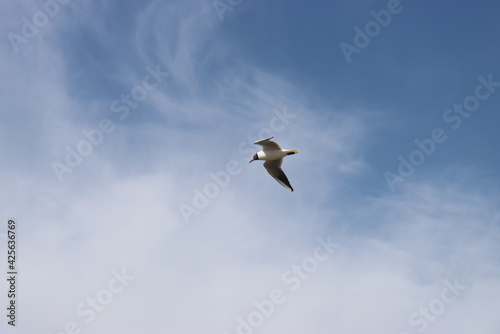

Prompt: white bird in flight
[249,136,299,191]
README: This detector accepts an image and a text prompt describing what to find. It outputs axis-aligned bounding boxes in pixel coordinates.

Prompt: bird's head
[249,153,259,163]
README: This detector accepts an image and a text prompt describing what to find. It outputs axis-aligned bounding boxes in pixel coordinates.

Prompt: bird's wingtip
[253,136,274,145]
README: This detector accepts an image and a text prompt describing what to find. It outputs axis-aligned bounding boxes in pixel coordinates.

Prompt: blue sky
[1,0,500,333]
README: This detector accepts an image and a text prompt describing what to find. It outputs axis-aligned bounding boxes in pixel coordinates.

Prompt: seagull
[249,136,299,191]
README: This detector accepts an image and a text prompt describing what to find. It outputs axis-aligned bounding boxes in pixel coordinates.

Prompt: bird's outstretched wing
[254,136,281,151]
[263,159,294,192]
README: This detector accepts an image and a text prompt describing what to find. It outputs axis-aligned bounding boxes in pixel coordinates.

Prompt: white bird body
[249,137,299,191]
[254,149,298,161]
